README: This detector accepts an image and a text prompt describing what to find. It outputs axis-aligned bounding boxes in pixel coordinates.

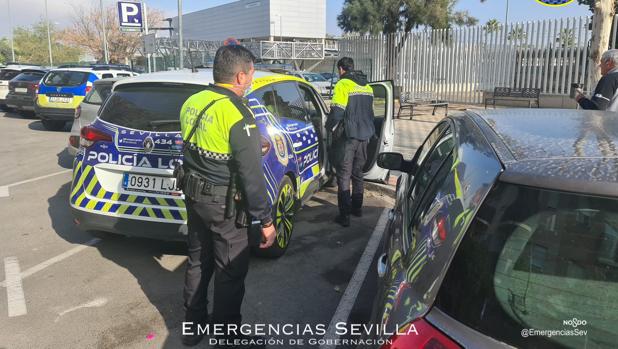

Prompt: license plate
[49,96,72,103]
[123,173,177,194]
[15,87,27,93]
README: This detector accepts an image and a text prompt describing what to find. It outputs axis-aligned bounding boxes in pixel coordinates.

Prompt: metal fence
[338,16,618,104]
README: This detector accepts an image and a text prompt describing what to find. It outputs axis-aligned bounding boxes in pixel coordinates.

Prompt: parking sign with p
[117,1,143,32]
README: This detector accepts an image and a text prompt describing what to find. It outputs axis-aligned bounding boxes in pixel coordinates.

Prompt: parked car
[36,66,137,131]
[5,68,48,116]
[67,78,118,156]
[0,63,43,110]
[69,69,394,257]
[370,109,618,348]
[290,71,332,96]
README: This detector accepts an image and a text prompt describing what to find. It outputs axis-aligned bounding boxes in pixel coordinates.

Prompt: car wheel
[41,120,66,131]
[253,175,297,258]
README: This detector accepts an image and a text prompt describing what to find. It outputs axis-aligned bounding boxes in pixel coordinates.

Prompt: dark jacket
[578,70,618,110]
[325,71,375,141]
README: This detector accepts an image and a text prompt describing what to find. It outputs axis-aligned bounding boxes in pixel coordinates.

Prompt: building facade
[171,0,326,41]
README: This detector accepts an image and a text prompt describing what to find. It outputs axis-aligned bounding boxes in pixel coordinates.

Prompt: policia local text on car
[326,57,375,227]
[177,44,276,348]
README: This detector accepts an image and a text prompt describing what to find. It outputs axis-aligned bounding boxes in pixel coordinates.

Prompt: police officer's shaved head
[337,57,355,73]
[213,45,256,84]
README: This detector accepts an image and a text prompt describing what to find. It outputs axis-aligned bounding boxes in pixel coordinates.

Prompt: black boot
[181,313,209,347]
[351,193,363,217]
[336,190,351,227]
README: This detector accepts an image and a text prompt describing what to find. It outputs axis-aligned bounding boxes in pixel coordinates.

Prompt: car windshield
[43,71,89,86]
[13,72,45,82]
[84,84,113,105]
[99,83,205,132]
[303,73,327,82]
[0,69,21,81]
[435,183,618,349]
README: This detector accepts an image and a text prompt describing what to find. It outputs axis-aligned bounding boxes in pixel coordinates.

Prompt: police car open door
[363,80,395,183]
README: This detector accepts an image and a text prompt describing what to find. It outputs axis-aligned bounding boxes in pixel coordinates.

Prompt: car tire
[41,119,66,131]
[253,175,297,258]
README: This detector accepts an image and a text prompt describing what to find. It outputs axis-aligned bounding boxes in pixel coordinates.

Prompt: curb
[365,181,396,199]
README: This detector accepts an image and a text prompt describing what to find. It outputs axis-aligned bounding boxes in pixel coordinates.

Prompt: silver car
[67,78,117,156]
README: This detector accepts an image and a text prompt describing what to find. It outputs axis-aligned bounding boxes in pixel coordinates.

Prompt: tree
[8,21,81,65]
[0,38,12,64]
[64,4,163,63]
[507,26,527,43]
[578,0,618,12]
[484,19,501,33]
[589,0,616,83]
[556,28,576,47]
[337,0,478,34]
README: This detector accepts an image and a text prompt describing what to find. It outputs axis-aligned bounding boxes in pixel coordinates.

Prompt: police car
[36,65,137,131]
[69,69,394,257]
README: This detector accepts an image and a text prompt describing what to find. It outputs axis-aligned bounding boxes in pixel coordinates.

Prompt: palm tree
[508,26,527,43]
[556,28,576,47]
[484,19,501,33]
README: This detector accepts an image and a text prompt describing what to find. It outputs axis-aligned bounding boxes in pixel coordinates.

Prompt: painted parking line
[0,169,72,198]
[320,208,389,349]
[4,257,27,317]
[0,238,101,288]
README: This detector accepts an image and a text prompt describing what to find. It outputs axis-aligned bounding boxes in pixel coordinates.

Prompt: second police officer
[179,44,276,348]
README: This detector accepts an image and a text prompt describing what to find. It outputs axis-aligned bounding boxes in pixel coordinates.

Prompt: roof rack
[57,64,92,69]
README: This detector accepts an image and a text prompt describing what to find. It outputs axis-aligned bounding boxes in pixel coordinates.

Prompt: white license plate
[123,173,177,194]
[15,87,27,93]
[49,96,72,103]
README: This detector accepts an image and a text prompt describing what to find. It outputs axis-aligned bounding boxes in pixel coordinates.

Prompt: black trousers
[334,138,368,215]
[183,193,250,327]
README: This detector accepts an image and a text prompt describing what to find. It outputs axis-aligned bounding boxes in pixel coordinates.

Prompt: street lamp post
[505,0,510,27]
[7,0,15,61]
[100,0,109,64]
[44,0,53,67]
[178,0,184,69]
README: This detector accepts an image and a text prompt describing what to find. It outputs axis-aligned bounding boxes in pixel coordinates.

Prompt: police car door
[363,80,395,183]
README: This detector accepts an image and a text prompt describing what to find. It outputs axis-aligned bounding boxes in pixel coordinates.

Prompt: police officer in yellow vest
[179,44,275,348]
[325,57,375,227]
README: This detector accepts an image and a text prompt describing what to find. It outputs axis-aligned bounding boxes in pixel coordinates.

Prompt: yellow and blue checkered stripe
[69,160,186,223]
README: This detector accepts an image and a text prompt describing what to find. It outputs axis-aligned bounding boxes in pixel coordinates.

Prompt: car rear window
[0,69,21,81]
[13,72,45,82]
[43,71,89,86]
[99,83,204,132]
[435,183,618,349]
[84,84,113,105]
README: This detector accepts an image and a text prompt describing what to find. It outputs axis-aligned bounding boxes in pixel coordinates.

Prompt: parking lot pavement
[0,111,391,349]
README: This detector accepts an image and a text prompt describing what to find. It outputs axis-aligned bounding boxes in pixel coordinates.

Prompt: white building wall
[172,0,325,41]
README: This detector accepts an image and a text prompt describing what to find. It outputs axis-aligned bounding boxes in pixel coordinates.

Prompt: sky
[0,0,594,38]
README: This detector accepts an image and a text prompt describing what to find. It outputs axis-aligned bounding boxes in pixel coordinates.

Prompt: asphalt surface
[0,110,392,349]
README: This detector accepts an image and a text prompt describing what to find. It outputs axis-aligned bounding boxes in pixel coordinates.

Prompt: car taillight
[75,105,81,119]
[380,318,461,349]
[69,135,80,148]
[261,136,271,156]
[80,126,112,147]
[85,85,92,94]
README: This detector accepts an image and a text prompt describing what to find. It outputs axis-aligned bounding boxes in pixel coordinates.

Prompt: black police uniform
[179,84,271,335]
[325,71,375,220]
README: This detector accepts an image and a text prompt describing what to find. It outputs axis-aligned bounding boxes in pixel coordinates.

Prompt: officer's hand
[260,224,276,249]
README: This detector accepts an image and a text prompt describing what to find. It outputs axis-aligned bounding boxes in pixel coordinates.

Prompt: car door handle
[377,253,388,278]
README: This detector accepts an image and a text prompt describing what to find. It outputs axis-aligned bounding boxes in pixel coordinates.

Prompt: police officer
[180,44,276,348]
[326,57,375,227]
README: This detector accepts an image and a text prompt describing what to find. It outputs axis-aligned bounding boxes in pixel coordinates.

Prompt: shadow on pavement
[28,120,72,132]
[47,181,385,348]
[57,149,74,169]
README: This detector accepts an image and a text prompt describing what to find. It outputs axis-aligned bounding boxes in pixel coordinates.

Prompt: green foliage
[577,0,618,13]
[4,20,81,65]
[556,28,576,47]
[0,38,13,64]
[484,19,501,33]
[337,0,478,34]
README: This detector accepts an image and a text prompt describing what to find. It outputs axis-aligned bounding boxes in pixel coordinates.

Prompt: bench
[484,87,541,109]
[397,92,448,120]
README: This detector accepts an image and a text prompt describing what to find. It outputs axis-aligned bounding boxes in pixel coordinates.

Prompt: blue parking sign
[117,1,143,31]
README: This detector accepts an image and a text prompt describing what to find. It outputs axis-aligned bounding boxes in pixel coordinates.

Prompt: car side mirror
[377,152,404,171]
